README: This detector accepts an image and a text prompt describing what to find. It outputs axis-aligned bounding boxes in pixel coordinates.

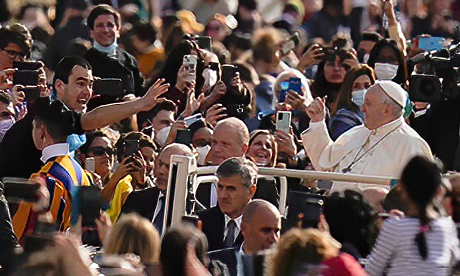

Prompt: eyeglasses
[1,48,26,61]
[90,146,114,156]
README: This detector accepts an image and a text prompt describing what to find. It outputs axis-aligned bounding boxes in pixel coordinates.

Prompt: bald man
[207,117,250,166]
[208,199,281,276]
[120,143,193,233]
[198,117,279,209]
[240,199,281,253]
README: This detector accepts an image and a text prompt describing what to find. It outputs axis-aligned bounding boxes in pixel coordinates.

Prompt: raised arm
[80,79,169,131]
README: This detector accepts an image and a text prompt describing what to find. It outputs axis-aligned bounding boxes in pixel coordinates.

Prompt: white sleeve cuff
[309,120,325,130]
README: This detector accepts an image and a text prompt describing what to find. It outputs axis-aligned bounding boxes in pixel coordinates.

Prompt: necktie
[153,196,165,234]
[224,220,237,247]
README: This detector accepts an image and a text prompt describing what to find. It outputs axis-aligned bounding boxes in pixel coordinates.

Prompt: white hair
[273,69,313,105]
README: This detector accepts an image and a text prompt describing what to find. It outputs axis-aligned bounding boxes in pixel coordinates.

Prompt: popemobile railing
[161,155,396,236]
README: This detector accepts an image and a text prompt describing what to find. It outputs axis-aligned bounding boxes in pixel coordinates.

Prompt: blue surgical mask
[67,133,87,152]
[351,89,367,107]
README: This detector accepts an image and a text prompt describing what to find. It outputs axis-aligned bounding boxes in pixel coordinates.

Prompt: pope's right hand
[306,96,326,122]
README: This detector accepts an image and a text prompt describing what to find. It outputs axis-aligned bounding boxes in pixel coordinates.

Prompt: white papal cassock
[301,116,432,192]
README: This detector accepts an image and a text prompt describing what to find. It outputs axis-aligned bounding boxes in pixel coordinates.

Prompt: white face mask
[0,118,14,141]
[351,89,367,107]
[196,145,211,165]
[202,68,218,91]
[374,63,399,80]
[154,126,171,147]
[363,53,370,64]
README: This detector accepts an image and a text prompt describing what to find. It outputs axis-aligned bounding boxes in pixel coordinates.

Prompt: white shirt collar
[152,191,165,223]
[224,214,242,231]
[40,143,70,163]
[239,242,245,254]
[371,116,404,136]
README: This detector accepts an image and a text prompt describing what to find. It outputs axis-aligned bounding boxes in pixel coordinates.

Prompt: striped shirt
[365,216,460,276]
[12,154,90,239]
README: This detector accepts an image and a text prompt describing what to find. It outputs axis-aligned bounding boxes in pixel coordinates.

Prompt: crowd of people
[0,0,460,275]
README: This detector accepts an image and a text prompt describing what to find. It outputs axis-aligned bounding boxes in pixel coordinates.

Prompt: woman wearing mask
[329,65,375,140]
[190,119,213,166]
[367,39,407,85]
[0,92,15,142]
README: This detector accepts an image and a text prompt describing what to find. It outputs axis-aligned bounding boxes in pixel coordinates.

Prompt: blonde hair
[104,213,161,264]
[265,228,338,276]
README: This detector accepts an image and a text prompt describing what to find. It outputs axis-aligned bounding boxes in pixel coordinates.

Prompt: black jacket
[0,102,84,179]
[197,206,244,251]
[120,186,161,221]
[85,47,145,98]
[0,194,18,272]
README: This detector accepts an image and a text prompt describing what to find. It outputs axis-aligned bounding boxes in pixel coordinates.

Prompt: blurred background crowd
[0,0,460,275]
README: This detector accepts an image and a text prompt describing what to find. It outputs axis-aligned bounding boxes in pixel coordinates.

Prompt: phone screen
[124,139,140,157]
[418,37,445,51]
[93,78,124,97]
[3,178,39,202]
[196,36,212,51]
[182,55,198,82]
[19,86,41,102]
[13,70,39,86]
[175,129,192,145]
[184,114,203,127]
[288,77,302,95]
[221,65,237,89]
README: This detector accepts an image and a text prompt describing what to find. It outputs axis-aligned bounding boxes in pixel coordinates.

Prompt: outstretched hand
[182,84,205,117]
[141,78,170,111]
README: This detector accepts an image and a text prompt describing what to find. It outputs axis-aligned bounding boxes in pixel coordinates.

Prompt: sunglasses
[90,146,114,156]
[2,48,26,60]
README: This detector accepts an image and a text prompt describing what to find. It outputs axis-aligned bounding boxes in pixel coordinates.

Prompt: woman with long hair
[366,156,460,275]
[329,65,375,140]
[367,39,407,86]
[246,130,278,167]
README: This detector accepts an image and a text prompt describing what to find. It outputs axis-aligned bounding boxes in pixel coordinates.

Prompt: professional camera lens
[420,79,437,97]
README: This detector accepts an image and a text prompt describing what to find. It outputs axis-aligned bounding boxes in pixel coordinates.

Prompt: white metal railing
[163,155,396,232]
[196,166,394,185]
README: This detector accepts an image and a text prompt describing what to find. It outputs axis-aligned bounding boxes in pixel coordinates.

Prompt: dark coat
[120,186,161,221]
[197,206,244,251]
[85,47,145,97]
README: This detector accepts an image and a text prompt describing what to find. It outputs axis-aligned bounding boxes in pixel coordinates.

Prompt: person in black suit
[208,199,281,276]
[121,143,193,234]
[197,157,257,251]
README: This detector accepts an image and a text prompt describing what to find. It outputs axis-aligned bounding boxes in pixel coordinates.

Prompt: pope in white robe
[301,80,432,191]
